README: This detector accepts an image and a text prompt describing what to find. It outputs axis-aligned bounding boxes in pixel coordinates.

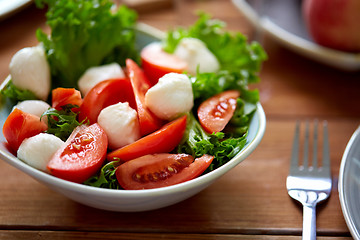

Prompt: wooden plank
[120,0,173,13]
[257,36,360,119]
[0,231,353,240]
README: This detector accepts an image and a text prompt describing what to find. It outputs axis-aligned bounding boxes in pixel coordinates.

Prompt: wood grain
[0,0,359,239]
[0,231,353,240]
[120,0,173,13]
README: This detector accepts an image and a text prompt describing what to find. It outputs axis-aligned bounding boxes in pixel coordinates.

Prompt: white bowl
[0,24,266,212]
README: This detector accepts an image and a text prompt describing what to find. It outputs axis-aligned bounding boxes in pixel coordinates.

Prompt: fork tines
[291,120,330,170]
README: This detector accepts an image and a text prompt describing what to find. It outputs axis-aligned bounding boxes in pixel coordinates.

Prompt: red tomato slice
[198,90,240,133]
[126,59,164,136]
[107,115,187,162]
[52,87,82,111]
[116,153,214,190]
[47,123,108,183]
[78,78,136,124]
[141,42,188,86]
[2,108,48,153]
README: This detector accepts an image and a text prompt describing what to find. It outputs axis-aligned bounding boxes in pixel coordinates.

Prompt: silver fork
[286,121,332,240]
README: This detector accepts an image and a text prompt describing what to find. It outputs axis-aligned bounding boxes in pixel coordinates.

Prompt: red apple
[302,0,360,52]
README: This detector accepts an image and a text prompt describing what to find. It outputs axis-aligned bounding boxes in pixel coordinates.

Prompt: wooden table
[0,0,359,239]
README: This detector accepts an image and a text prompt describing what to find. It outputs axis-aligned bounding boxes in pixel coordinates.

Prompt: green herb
[35,0,139,88]
[41,104,84,141]
[177,113,247,173]
[163,13,267,84]
[0,80,37,101]
[84,160,121,189]
[191,70,260,105]
[225,100,257,138]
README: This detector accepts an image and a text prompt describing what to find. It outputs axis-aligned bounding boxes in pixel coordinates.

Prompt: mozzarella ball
[13,100,50,123]
[145,73,193,120]
[174,38,220,75]
[78,63,125,96]
[97,102,140,149]
[17,133,64,172]
[9,46,51,101]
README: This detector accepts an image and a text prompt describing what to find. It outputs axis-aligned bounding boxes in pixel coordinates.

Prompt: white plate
[339,126,360,239]
[0,23,266,212]
[232,0,360,71]
[0,0,32,20]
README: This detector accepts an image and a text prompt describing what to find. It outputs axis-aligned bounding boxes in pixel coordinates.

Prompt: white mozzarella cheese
[9,46,51,101]
[97,102,140,149]
[14,100,50,118]
[17,133,64,172]
[145,73,193,120]
[78,63,125,96]
[173,38,220,75]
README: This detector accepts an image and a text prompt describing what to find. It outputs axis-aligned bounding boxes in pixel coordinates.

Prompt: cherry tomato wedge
[47,123,108,183]
[198,90,240,133]
[107,115,187,162]
[140,42,188,86]
[2,108,48,153]
[116,153,214,190]
[78,78,136,124]
[126,59,164,136]
[52,87,82,111]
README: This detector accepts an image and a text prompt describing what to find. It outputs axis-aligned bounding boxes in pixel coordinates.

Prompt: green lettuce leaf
[163,13,267,84]
[0,80,38,101]
[191,70,260,105]
[225,99,257,137]
[177,113,247,173]
[35,0,139,88]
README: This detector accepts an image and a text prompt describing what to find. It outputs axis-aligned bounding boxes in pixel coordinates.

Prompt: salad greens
[176,99,254,173]
[228,99,257,136]
[41,104,85,141]
[35,0,139,89]
[84,160,121,189]
[177,113,247,173]
[163,13,267,85]
[191,70,260,104]
[0,80,38,101]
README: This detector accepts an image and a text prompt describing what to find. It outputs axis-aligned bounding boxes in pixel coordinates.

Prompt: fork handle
[302,204,316,240]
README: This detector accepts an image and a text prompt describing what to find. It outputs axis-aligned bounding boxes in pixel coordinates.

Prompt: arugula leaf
[163,13,267,84]
[177,113,247,173]
[35,0,139,88]
[0,80,38,101]
[41,104,84,141]
[84,160,121,189]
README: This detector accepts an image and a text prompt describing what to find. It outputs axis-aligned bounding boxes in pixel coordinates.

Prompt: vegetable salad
[1,0,267,190]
